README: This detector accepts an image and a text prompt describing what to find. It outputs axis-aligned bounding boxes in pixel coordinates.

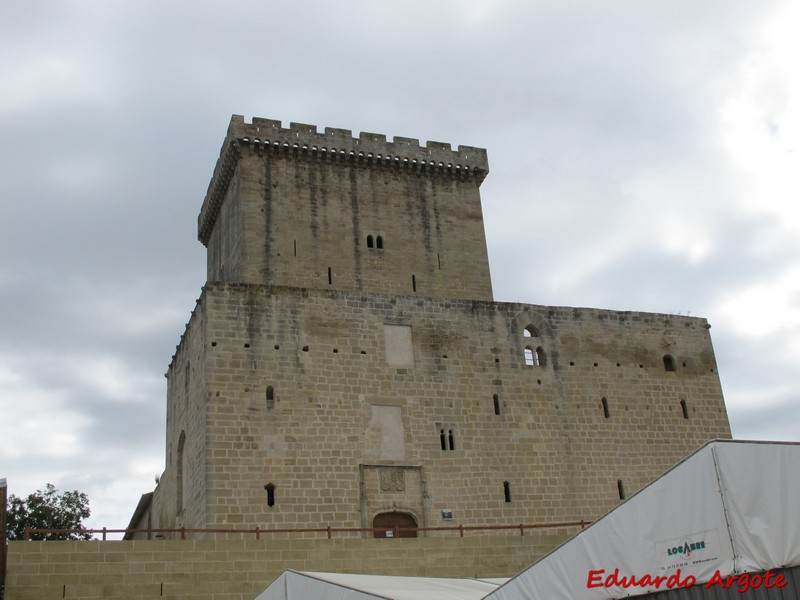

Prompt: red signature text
[705,569,787,592]
[587,568,695,590]
[587,568,787,592]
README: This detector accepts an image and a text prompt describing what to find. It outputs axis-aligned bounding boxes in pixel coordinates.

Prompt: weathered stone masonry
[197,116,493,300]
[137,115,731,537]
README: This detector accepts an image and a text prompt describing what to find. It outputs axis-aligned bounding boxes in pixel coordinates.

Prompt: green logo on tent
[667,540,705,557]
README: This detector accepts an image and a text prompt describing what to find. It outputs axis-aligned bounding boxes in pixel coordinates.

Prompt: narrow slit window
[493,394,501,415]
[602,397,610,419]
[412,274,417,292]
[184,362,190,403]
[265,483,276,507]
[266,386,275,410]
[327,267,332,285]
[439,429,447,450]
[503,481,512,503]
[680,399,689,419]
[176,431,186,514]
[293,240,297,257]
[617,479,625,500]
[448,429,455,450]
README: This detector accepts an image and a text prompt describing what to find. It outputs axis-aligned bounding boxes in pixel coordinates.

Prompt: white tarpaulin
[714,441,800,573]
[254,570,507,600]
[253,441,798,600]
[486,440,800,600]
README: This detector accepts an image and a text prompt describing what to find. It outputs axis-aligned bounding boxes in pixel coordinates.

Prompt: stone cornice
[198,115,490,246]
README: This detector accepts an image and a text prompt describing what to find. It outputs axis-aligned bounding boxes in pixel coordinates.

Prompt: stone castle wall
[153,302,209,533]
[134,114,727,562]
[149,282,729,534]
[5,531,573,600]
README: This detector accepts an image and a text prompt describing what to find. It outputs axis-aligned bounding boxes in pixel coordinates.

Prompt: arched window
[367,235,374,248]
[534,346,546,367]
[523,326,546,367]
[264,483,276,507]
[680,399,689,419]
[376,235,383,249]
[439,428,455,451]
[176,431,186,514]
[663,354,676,372]
[524,347,535,366]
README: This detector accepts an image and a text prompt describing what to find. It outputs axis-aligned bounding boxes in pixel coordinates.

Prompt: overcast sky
[1,1,798,532]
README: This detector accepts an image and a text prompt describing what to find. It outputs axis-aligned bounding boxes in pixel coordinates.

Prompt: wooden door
[372,512,418,538]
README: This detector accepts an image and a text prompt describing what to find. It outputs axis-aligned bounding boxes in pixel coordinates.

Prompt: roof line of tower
[197,115,490,246]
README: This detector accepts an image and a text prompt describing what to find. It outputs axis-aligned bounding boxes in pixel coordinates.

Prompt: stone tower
[132,116,731,538]
[198,116,493,300]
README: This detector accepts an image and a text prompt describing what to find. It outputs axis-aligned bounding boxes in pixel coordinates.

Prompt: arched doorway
[372,511,418,538]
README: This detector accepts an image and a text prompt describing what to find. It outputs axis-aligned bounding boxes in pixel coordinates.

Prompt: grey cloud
[1,0,796,532]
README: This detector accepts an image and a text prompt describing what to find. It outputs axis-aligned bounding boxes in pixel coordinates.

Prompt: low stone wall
[5,530,571,599]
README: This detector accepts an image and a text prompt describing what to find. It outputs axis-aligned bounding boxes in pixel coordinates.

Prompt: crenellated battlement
[198,116,490,244]
[227,114,489,174]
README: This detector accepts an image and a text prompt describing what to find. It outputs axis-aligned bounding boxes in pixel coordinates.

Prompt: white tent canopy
[254,570,507,600]
[254,441,799,600]
[487,440,800,600]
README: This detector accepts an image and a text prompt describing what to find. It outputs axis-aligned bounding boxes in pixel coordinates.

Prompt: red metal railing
[22,520,590,541]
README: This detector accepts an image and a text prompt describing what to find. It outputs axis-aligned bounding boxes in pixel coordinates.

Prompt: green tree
[5,484,92,540]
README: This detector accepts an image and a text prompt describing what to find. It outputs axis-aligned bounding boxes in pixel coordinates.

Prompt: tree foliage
[5,484,92,540]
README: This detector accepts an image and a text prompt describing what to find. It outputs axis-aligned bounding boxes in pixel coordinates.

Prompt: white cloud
[0,372,90,460]
[715,266,800,338]
[720,1,800,230]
